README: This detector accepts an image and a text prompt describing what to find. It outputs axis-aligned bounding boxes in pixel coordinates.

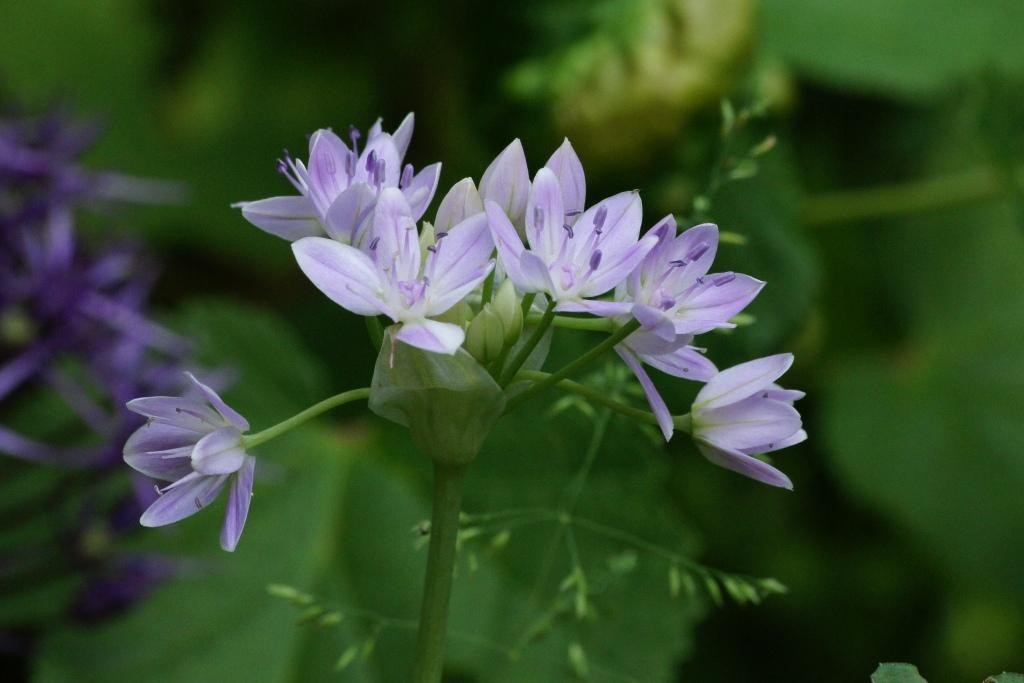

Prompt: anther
[593,205,608,233]
[589,249,602,271]
[563,223,574,238]
[712,272,735,286]
[400,163,414,188]
[369,236,380,250]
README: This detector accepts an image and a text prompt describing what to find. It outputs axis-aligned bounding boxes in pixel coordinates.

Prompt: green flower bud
[464,304,505,363]
[418,221,436,264]
[492,280,523,345]
[432,299,473,327]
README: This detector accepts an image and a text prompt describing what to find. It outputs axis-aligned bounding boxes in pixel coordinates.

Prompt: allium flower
[292,187,494,354]
[485,139,657,315]
[235,113,441,243]
[613,218,763,440]
[689,354,806,489]
[124,372,255,552]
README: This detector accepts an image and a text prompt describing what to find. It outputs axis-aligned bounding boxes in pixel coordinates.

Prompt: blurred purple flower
[485,138,657,315]
[235,113,441,243]
[292,187,494,354]
[690,353,806,489]
[125,372,255,552]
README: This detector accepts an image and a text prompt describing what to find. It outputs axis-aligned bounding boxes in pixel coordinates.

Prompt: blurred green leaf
[871,662,928,683]
[761,0,1024,98]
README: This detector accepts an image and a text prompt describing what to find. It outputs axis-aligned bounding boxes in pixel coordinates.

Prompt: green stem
[526,314,615,333]
[412,464,466,683]
[242,388,370,448]
[513,370,675,427]
[801,164,1022,227]
[498,299,555,386]
[366,316,384,349]
[507,319,641,410]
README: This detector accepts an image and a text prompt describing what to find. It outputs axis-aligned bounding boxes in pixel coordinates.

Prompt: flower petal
[324,183,376,244]
[425,213,495,314]
[554,299,634,317]
[524,168,564,260]
[435,178,484,233]
[673,273,764,334]
[694,353,794,411]
[616,347,673,441]
[191,427,247,475]
[485,200,527,288]
[637,344,718,382]
[519,250,557,294]
[370,188,420,283]
[292,237,390,317]
[632,303,675,342]
[355,134,401,187]
[125,396,222,432]
[184,372,249,431]
[391,112,415,161]
[307,129,352,212]
[396,319,465,355]
[697,397,801,451]
[544,138,585,217]
[696,441,793,490]
[580,232,658,297]
[123,422,198,481]
[404,162,441,221]
[235,196,322,241]
[139,473,229,527]
[220,456,255,552]
[574,191,643,266]
[479,139,530,228]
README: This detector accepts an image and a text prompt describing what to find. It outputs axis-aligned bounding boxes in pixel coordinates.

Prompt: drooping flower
[613,218,764,439]
[124,372,255,551]
[234,113,441,244]
[292,187,494,354]
[689,353,806,489]
[485,138,657,314]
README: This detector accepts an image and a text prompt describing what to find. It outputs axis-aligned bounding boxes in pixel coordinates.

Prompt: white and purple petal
[616,347,673,441]
[694,353,794,411]
[139,472,230,527]
[220,456,256,552]
[396,319,465,355]
[695,442,793,490]
[292,237,391,317]
[235,196,322,241]
[479,139,530,229]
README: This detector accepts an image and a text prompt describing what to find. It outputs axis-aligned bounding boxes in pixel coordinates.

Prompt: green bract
[369,328,506,465]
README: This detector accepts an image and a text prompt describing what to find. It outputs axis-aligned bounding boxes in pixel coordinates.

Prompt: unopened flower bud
[492,279,523,345]
[464,304,506,363]
[433,299,473,327]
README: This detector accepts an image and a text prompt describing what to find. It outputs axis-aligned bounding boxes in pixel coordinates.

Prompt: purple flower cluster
[0,110,192,619]
[232,118,805,490]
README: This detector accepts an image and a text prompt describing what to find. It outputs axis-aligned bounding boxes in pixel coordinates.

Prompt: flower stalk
[497,300,556,385]
[412,463,466,683]
[242,388,370,448]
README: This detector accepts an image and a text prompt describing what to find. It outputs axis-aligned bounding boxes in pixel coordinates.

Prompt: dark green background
[2,0,1023,680]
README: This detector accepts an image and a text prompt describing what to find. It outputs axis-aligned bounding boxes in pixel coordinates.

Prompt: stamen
[348,125,361,155]
[435,231,448,240]
[427,245,437,253]
[668,259,686,268]
[593,205,608,233]
[712,272,735,286]
[685,243,709,263]
[565,209,582,217]
[588,249,602,271]
[533,207,544,230]
[365,149,377,175]
[194,496,203,510]
[659,296,676,310]
[369,236,380,251]
[345,150,356,180]
[562,223,574,238]
[400,163,414,189]
[374,159,386,188]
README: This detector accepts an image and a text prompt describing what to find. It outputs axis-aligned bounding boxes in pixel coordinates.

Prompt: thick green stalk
[507,320,641,410]
[498,300,556,386]
[412,464,466,683]
[242,388,370,448]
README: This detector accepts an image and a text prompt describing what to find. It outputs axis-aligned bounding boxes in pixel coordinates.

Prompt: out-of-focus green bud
[1,307,34,346]
[433,300,473,328]
[419,221,436,264]
[492,280,523,345]
[464,304,506,363]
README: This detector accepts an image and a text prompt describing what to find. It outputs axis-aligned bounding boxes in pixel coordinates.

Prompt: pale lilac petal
[695,354,794,410]
[366,117,383,141]
[307,129,352,211]
[696,442,793,490]
[485,200,527,287]
[629,216,676,296]
[479,139,530,228]
[673,273,764,332]
[658,223,719,294]
[139,473,230,527]
[554,299,634,317]
[391,112,415,160]
[355,134,401,187]
[404,162,441,221]
[220,456,255,552]
[184,372,249,431]
[123,423,198,481]
[396,319,465,355]
[524,168,564,260]
[763,384,806,403]
[580,233,657,297]
[544,138,585,217]
[631,304,675,342]
[370,188,420,282]
[324,183,376,244]
[616,347,673,441]
[766,428,807,452]
[190,427,247,475]
[638,345,718,382]
[292,237,390,317]
[574,191,643,265]
[435,178,484,233]
[425,213,495,314]
[519,250,557,293]
[235,196,322,241]
[698,398,801,451]
[126,397,222,432]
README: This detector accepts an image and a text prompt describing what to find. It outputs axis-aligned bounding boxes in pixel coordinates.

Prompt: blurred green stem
[527,314,615,333]
[498,299,555,386]
[412,463,465,683]
[242,388,370,448]
[802,163,1024,226]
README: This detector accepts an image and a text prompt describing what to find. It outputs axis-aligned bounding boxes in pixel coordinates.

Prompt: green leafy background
[2,0,1024,680]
